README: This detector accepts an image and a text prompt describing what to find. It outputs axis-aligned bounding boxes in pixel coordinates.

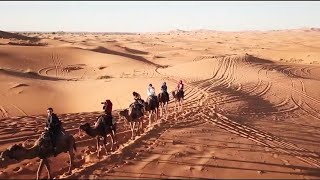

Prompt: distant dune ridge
[0,30,40,41]
[0,28,320,179]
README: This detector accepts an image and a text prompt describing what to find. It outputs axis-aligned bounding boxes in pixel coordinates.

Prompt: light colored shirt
[147,86,155,96]
[178,83,184,90]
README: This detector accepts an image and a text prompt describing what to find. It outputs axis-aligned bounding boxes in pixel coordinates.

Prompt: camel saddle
[129,102,144,119]
[147,95,157,103]
[38,129,65,158]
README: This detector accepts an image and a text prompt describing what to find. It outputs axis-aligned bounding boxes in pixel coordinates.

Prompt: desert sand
[0,28,320,179]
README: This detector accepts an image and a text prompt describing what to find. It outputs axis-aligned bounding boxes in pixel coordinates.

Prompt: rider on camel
[133,91,142,101]
[161,82,169,100]
[99,100,117,143]
[131,91,144,109]
[177,80,184,99]
[147,84,156,102]
[45,107,63,157]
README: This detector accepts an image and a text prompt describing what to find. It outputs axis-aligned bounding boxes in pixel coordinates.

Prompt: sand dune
[0,29,320,179]
[0,31,40,42]
[0,68,65,81]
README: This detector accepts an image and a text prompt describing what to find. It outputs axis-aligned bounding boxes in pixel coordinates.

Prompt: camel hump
[129,103,144,118]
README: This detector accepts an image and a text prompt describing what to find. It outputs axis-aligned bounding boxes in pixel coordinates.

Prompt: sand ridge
[0,29,320,179]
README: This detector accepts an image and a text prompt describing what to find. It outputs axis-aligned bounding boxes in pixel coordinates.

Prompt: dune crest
[0,29,320,179]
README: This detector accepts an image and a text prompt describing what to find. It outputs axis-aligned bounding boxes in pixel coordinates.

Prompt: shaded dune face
[0,30,320,179]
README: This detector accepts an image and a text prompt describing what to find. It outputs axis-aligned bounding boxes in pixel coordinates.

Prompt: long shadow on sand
[0,68,65,81]
[99,117,320,179]
[123,157,320,177]
[262,63,320,81]
[88,46,164,68]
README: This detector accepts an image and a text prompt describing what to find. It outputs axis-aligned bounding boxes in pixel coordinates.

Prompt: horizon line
[3,26,320,34]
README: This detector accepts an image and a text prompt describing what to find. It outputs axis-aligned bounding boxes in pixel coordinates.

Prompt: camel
[0,130,76,180]
[119,102,144,140]
[79,117,117,158]
[144,96,159,127]
[172,90,184,113]
[158,92,170,117]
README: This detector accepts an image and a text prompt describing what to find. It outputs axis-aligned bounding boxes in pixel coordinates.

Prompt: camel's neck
[123,113,132,122]
[84,126,98,137]
[15,146,39,160]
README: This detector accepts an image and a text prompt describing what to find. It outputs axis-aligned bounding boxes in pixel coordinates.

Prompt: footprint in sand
[189,166,195,171]
[88,175,99,179]
[257,170,266,175]
[281,159,291,166]
[12,166,22,173]
[123,160,134,165]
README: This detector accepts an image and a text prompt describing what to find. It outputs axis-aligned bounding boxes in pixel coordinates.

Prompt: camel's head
[0,144,24,161]
[79,123,90,132]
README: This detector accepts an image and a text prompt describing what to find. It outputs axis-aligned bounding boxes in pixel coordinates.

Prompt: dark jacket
[161,85,167,92]
[46,113,62,132]
[97,113,115,133]
[133,92,142,101]
[99,114,113,127]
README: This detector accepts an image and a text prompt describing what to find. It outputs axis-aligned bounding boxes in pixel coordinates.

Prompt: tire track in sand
[199,108,320,168]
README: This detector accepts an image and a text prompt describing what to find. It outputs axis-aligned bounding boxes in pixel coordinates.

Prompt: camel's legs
[36,159,45,180]
[163,104,165,117]
[165,103,169,116]
[181,100,184,112]
[96,137,100,157]
[138,120,142,135]
[156,108,159,121]
[154,110,157,123]
[160,104,163,117]
[161,104,164,119]
[113,130,118,145]
[67,151,74,174]
[174,101,178,114]
[148,112,152,127]
[102,137,110,155]
[162,103,166,117]
[44,158,52,178]
[132,122,136,139]
[135,120,139,136]
[110,133,117,151]
[178,99,183,112]
[129,122,134,140]
[110,126,117,149]
[109,133,114,151]
[152,110,154,122]
[140,117,144,133]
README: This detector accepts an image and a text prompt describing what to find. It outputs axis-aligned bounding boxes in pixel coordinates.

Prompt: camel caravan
[0,80,185,179]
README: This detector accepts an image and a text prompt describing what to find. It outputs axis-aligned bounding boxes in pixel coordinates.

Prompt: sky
[0,1,320,32]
